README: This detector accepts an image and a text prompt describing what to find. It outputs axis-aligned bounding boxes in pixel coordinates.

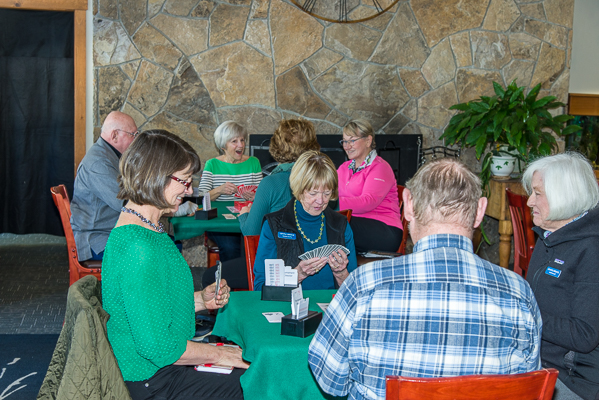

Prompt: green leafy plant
[566,116,599,169]
[441,80,581,194]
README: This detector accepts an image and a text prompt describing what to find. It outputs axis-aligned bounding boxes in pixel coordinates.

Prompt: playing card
[223,213,237,220]
[298,245,350,261]
[235,184,257,198]
[215,261,222,296]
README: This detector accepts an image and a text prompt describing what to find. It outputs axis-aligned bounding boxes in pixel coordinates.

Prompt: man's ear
[473,197,488,229]
[403,188,415,222]
[110,129,119,143]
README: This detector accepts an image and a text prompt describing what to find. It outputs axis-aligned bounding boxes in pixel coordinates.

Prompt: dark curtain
[0,9,74,235]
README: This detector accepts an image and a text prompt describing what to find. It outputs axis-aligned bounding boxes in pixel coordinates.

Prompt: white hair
[214,121,247,152]
[522,152,599,220]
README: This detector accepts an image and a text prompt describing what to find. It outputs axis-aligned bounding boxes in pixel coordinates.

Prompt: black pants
[207,232,242,263]
[350,216,403,253]
[202,255,249,290]
[125,364,245,400]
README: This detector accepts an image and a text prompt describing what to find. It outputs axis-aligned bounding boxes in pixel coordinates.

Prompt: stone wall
[93,0,574,167]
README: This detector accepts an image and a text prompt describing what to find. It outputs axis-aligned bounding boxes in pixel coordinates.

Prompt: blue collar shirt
[308,233,542,400]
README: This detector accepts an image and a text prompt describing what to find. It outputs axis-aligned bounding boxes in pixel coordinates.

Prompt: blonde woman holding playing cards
[253,151,358,291]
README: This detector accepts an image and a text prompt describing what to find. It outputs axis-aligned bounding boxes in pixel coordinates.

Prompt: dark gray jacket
[527,206,599,400]
[71,138,122,260]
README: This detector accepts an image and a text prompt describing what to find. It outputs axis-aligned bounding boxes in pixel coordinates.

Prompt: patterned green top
[102,224,195,381]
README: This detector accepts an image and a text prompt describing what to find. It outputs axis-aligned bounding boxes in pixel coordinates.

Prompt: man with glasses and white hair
[71,111,138,261]
[309,158,542,400]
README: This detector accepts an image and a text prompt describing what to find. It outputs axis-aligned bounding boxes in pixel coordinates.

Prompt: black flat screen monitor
[249,134,422,185]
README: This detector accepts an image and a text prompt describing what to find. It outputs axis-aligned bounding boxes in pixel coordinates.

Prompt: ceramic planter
[490,155,516,178]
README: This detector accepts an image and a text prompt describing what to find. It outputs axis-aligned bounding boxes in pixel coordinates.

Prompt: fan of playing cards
[235,184,257,198]
[298,244,350,261]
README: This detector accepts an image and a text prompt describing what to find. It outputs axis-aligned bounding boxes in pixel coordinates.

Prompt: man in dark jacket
[70,111,137,261]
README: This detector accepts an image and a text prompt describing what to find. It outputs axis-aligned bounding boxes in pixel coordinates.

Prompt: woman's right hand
[216,346,250,369]
[296,257,328,282]
[218,182,238,197]
[239,203,252,215]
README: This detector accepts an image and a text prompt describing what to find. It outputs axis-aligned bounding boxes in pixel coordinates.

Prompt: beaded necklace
[294,200,324,244]
[121,207,165,233]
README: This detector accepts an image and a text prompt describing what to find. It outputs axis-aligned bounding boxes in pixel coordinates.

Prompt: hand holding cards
[298,244,350,261]
[234,184,257,199]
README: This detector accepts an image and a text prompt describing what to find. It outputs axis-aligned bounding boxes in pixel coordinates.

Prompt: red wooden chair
[506,188,536,278]
[244,235,260,291]
[338,209,352,223]
[386,368,559,400]
[50,185,102,286]
[396,185,409,255]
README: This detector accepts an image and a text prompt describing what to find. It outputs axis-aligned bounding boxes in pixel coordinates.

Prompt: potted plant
[566,115,599,178]
[441,80,581,193]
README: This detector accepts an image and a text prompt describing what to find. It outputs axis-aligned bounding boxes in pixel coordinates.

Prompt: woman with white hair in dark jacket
[523,152,599,400]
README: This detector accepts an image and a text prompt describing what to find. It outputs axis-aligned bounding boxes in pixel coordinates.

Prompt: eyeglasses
[117,129,139,138]
[339,137,366,146]
[170,176,193,188]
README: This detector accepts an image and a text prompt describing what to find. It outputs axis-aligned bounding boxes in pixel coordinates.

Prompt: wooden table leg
[498,219,513,269]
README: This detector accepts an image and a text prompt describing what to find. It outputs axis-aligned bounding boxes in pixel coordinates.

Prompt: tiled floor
[0,233,208,334]
[0,234,69,334]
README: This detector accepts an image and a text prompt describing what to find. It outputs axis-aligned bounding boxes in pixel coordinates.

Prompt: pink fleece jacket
[337,156,402,230]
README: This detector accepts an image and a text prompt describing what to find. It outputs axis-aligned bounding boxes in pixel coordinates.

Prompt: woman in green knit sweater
[102,130,248,400]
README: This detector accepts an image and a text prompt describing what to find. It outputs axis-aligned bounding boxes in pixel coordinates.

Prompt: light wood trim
[0,0,86,11]
[1,0,88,173]
[568,93,599,116]
[74,9,86,170]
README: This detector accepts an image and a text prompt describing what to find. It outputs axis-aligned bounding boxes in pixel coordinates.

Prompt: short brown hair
[118,130,201,209]
[289,151,338,201]
[406,158,481,229]
[269,119,320,163]
[343,119,376,149]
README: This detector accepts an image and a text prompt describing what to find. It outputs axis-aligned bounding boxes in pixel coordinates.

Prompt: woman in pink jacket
[337,119,403,253]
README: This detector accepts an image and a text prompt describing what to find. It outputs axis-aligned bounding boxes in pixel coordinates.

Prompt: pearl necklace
[121,207,165,233]
[294,200,324,244]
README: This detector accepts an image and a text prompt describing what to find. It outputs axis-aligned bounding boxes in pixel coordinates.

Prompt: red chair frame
[51,185,102,286]
[386,368,559,400]
[506,188,536,278]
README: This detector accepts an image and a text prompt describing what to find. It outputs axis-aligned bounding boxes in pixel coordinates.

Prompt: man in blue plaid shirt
[308,158,542,400]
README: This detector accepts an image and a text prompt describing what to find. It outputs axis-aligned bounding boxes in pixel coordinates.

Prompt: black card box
[195,208,217,220]
[281,311,323,338]
[261,285,297,302]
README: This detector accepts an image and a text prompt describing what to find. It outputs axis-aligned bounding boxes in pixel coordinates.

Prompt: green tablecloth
[169,201,241,241]
[212,290,340,400]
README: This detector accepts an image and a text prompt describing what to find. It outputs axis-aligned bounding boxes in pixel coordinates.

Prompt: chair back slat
[386,368,559,400]
[50,184,102,285]
[244,235,260,291]
[397,185,409,255]
[506,188,536,277]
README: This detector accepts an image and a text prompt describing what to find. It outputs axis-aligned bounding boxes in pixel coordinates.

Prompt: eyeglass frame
[339,136,367,147]
[116,129,139,138]
[170,176,193,188]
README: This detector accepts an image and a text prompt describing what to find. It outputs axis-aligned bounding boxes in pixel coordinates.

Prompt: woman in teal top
[238,119,320,235]
[102,130,248,400]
